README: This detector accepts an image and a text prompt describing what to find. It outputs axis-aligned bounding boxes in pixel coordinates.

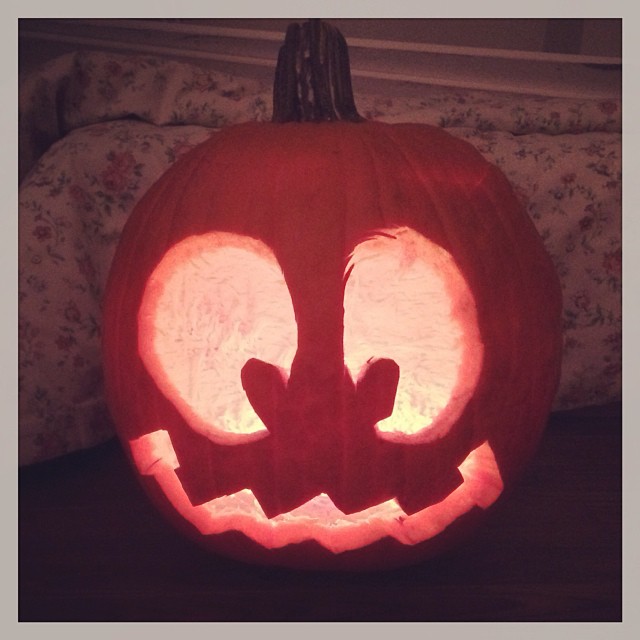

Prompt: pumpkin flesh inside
[130,430,502,553]
[133,225,496,549]
[138,227,483,447]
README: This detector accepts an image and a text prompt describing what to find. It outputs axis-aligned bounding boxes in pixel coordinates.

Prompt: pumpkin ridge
[103,139,213,433]
[377,125,561,479]
[350,124,558,475]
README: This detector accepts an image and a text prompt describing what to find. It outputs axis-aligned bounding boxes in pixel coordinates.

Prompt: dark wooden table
[19,403,622,622]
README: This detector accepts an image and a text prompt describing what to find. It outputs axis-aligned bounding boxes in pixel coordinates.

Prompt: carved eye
[137,232,297,444]
[139,227,483,447]
[343,227,484,443]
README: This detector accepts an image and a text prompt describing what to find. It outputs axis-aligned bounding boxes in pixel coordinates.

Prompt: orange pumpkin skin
[102,120,562,571]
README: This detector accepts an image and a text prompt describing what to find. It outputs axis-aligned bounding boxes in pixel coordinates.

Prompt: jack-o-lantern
[102,20,562,571]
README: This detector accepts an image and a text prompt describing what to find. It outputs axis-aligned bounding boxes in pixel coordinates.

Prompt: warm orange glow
[139,228,482,444]
[134,228,495,551]
[138,232,297,444]
[130,429,503,553]
[344,227,483,442]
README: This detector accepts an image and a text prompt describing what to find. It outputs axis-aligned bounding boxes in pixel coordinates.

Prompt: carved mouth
[130,430,503,554]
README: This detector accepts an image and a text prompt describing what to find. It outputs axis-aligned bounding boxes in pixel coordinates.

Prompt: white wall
[19,18,621,100]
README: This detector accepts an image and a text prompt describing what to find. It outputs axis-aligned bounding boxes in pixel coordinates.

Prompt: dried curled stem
[272,19,364,123]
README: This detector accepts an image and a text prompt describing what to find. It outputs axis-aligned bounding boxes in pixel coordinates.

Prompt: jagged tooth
[396,467,465,516]
[249,486,288,520]
[329,487,397,517]
[355,357,399,425]
[251,483,320,520]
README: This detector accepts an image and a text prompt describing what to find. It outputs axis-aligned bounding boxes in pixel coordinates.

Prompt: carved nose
[241,356,399,437]
[240,356,400,516]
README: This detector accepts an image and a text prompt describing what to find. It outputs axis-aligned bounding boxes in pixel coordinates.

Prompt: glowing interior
[344,228,482,441]
[139,228,482,444]
[138,232,298,443]
[135,229,496,549]
[131,430,503,552]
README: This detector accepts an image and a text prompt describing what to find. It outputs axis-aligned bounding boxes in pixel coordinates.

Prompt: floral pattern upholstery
[19,50,621,465]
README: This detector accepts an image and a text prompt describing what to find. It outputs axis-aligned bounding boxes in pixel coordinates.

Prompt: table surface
[18,403,622,622]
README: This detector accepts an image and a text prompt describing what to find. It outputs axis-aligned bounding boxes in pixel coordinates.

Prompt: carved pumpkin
[102,21,562,571]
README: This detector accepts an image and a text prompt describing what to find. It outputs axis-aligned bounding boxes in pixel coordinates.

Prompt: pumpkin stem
[272,19,364,123]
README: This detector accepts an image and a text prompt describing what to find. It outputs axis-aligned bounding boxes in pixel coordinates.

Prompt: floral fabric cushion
[19,49,621,180]
[19,121,214,464]
[18,51,621,465]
